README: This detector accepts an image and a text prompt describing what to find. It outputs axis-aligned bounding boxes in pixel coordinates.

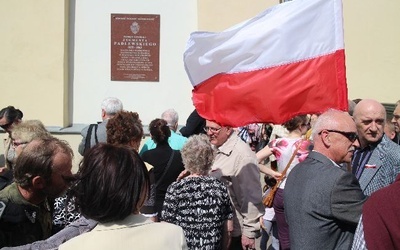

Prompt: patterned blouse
[162,176,233,250]
[269,138,311,189]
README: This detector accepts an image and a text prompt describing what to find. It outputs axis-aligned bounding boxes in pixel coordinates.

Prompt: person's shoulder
[151,220,184,232]
[204,175,224,184]
[378,135,400,151]
[80,125,90,136]
[233,135,254,152]
[377,136,400,162]
[290,152,333,174]
[0,182,16,199]
[167,179,181,188]
[141,148,153,158]
[143,137,153,145]
[369,176,400,201]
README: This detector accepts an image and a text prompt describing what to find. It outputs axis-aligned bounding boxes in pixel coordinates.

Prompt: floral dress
[162,176,233,250]
[268,138,311,189]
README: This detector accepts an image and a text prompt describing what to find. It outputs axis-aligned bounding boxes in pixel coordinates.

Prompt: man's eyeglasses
[319,129,358,142]
[203,126,222,133]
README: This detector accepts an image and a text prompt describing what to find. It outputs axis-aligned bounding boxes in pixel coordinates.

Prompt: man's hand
[241,235,255,250]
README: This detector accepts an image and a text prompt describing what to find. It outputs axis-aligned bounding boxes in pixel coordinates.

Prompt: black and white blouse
[162,176,233,250]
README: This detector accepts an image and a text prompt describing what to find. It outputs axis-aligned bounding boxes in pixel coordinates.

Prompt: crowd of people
[1,96,400,250]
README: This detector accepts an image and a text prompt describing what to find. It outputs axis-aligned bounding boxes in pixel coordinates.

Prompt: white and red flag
[184,0,347,127]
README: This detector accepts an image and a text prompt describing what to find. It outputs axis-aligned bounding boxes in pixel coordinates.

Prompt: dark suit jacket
[358,135,400,196]
[284,151,366,250]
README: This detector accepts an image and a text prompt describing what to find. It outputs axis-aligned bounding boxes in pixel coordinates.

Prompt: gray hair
[311,109,344,139]
[348,99,357,116]
[181,134,215,175]
[101,97,123,116]
[11,120,51,143]
[161,109,179,127]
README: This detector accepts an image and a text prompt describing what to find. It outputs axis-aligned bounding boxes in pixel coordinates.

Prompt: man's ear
[389,131,396,140]
[173,123,178,132]
[101,109,106,119]
[31,176,46,190]
[225,126,233,135]
[320,130,332,147]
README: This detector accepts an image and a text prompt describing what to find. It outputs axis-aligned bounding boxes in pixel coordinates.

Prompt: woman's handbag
[263,182,279,208]
[262,141,302,208]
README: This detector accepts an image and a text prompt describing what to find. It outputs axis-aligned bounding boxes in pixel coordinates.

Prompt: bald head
[353,99,386,121]
[312,109,359,164]
[353,99,386,147]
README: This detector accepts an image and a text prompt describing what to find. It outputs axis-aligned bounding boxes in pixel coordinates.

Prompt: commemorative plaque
[111,14,160,81]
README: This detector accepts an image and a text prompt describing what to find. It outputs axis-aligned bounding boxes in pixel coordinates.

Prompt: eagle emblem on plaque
[130,22,140,34]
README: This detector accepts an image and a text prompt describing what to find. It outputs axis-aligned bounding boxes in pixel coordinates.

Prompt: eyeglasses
[319,129,358,142]
[12,140,28,147]
[203,126,222,133]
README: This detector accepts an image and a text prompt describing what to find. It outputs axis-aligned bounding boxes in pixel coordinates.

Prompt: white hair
[161,109,179,127]
[101,97,123,116]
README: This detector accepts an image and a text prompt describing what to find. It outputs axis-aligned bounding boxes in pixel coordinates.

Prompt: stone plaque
[111,14,160,81]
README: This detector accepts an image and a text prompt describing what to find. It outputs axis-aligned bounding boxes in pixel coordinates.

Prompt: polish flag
[184,0,347,127]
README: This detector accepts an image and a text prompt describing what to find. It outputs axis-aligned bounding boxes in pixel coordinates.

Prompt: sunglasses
[319,129,358,142]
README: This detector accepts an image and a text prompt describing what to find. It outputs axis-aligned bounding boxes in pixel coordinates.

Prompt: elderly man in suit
[284,109,367,250]
[352,99,400,196]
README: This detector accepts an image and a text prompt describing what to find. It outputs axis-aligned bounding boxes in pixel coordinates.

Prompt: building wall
[1,0,400,169]
[0,0,69,126]
[343,0,400,102]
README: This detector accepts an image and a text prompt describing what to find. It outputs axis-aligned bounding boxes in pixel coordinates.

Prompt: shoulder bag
[155,150,175,187]
[83,124,98,155]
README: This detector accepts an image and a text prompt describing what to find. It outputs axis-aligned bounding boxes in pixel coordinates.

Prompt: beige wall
[343,0,400,102]
[0,0,69,127]
[198,0,279,31]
